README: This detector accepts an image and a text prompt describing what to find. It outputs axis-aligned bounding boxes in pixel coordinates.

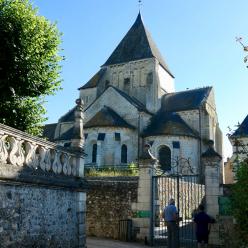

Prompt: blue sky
[33,0,248,160]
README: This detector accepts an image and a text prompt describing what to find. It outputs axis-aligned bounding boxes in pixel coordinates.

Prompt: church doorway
[158,146,171,171]
[121,144,127,164]
[92,144,97,163]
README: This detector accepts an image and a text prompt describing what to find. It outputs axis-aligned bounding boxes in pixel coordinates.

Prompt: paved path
[86,237,154,248]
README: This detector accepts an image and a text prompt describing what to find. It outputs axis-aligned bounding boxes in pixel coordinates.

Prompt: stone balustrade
[0,123,82,177]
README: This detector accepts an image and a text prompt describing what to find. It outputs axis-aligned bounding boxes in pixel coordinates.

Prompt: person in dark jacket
[193,204,215,248]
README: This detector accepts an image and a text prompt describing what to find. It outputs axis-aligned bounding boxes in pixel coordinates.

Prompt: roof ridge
[58,106,76,122]
[78,68,106,90]
[165,86,212,96]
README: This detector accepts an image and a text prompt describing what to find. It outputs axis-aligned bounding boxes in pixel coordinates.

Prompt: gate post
[131,149,157,244]
[201,140,222,246]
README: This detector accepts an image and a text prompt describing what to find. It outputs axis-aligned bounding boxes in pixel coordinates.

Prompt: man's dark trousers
[167,221,179,248]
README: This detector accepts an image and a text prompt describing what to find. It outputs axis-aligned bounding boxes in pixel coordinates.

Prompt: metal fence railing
[119,219,132,241]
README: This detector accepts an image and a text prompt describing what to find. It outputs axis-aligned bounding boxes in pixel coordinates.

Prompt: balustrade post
[70,98,85,178]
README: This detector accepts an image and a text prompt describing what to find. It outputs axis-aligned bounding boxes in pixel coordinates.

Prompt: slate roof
[103,13,174,77]
[142,111,199,138]
[84,106,135,129]
[161,87,212,112]
[79,68,106,90]
[58,106,76,123]
[42,123,57,141]
[55,127,74,141]
[231,115,248,138]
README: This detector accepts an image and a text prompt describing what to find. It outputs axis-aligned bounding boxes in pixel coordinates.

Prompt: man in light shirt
[164,198,179,248]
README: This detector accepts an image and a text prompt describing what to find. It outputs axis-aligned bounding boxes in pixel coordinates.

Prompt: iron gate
[151,162,205,247]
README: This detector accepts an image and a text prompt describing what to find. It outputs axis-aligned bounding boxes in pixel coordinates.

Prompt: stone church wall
[86,177,138,239]
[146,135,200,173]
[84,127,137,166]
[156,63,175,94]
[178,110,200,133]
[0,182,79,247]
[80,87,97,109]
[84,87,140,128]
[101,59,154,106]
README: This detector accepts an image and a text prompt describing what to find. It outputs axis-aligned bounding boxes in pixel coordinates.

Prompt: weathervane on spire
[138,0,142,12]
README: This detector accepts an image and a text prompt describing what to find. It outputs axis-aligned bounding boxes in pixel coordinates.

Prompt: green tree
[0,0,62,135]
[231,161,248,246]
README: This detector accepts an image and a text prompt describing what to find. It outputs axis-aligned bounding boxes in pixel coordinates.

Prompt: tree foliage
[0,0,62,135]
[231,161,248,246]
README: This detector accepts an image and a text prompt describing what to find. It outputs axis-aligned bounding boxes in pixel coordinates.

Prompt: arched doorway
[158,145,171,171]
[121,144,127,164]
[92,144,97,163]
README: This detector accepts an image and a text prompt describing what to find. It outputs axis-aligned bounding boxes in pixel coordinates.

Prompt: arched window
[92,144,97,163]
[121,144,127,164]
[158,146,171,171]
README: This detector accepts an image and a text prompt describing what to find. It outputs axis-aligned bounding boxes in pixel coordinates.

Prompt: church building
[43,13,222,175]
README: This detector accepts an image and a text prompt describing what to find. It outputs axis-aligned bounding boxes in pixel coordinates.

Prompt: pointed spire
[102,13,173,78]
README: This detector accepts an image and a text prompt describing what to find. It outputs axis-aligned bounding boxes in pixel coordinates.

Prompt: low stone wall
[0,124,87,247]
[0,181,79,247]
[86,177,138,239]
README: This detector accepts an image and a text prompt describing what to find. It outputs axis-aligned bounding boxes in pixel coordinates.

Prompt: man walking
[164,198,179,248]
[194,204,215,248]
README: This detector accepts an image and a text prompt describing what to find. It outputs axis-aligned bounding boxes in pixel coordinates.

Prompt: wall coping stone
[0,162,88,191]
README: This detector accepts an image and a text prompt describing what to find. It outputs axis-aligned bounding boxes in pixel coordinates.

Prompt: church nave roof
[142,111,199,138]
[84,106,135,129]
[161,87,212,112]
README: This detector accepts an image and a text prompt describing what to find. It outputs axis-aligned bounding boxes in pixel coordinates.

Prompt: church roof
[42,123,57,141]
[103,13,174,78]
[142,111,199,138]
[161,87,212,112]
[79,68,106,90]
[231,115,248,138]
[58,106,76,123]
[55,127,74,141]
[84,106,135,129]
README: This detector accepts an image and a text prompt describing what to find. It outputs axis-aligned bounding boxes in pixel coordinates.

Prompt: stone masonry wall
[0,123,87,248]
[86,177,138,239]
[0,182,78,248]
[84,127,137,166]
